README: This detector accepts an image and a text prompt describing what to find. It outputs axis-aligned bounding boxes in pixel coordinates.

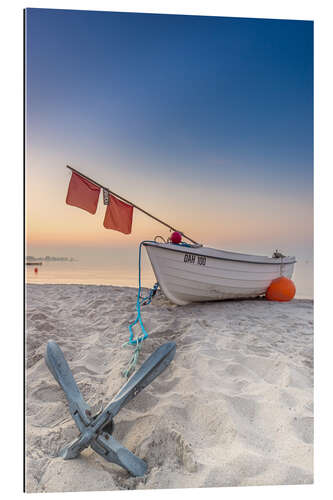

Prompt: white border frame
[2,1,331,499]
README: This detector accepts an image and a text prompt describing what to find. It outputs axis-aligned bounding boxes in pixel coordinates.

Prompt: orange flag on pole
[66,171,100,214]
[103,193,133,234]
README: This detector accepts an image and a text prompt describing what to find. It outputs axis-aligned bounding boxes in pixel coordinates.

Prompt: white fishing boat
[65,167,296,305]
[143,242,296,305]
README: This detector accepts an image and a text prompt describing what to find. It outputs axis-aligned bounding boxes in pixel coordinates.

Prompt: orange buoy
[266,276,296,302]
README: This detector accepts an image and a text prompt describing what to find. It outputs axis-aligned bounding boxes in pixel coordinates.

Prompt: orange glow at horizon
[26,148,313,256]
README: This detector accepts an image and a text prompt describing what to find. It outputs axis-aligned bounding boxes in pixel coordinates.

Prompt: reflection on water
[25,258,155,288]
[25,258,313,299]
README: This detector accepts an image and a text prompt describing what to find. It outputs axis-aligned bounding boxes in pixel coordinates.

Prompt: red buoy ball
[34,267,38,273]
[170,231,182,244]
[266,277,296,302]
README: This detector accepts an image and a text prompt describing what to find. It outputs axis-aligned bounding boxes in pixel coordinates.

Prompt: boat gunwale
[161,255,293,276]
[143,242,297,266]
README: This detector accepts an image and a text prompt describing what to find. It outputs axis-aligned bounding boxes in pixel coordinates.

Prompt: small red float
[170,231,182,244]
[34,267,38,273]
[266,276,296,302]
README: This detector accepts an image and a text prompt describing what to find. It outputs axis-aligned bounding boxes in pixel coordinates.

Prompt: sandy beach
[25,284,313,492]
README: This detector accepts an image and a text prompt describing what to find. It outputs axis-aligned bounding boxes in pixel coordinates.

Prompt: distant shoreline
[26,256,77,262]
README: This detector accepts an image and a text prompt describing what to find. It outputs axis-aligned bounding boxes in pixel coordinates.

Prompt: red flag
[103,193,133,234]
[66,171,100,214]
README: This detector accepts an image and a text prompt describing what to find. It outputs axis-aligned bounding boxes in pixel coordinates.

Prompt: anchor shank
[45,341,92,429]
[100,342,176,420]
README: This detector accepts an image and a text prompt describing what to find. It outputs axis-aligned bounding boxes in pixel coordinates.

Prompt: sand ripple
[25,284,313,492]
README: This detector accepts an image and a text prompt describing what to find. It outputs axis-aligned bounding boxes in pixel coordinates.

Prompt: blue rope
[122,238,195,376]
[127,241,159,345]
[122,241,159,377]
[176,242,193,248]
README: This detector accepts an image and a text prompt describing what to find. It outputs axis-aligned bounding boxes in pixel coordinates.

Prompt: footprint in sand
[279,390,297,409]
[30,312,49,321]
[71,365,99,377]
[151,376,180,394]
[171,429,197,472]
[34,321,55,333]
[292,416,313,444]
[227,395,257,424]
[32,384,63,403]
[136,428,197,473]
[125,390,160,413]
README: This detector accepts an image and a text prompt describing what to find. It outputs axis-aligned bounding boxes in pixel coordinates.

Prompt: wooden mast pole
[66,165,200,246]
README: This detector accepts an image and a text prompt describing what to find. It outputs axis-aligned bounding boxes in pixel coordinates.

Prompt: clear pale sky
[25,8,313,262]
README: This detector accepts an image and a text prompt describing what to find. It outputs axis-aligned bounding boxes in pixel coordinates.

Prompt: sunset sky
[25,9,313,263]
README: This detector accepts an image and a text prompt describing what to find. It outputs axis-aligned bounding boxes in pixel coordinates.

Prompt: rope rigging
[122,241,159,378]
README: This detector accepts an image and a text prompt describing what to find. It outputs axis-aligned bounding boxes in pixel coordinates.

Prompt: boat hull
[144,243,296,305]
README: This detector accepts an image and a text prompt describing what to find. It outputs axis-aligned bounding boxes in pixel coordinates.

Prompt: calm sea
[25,256,313,299]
